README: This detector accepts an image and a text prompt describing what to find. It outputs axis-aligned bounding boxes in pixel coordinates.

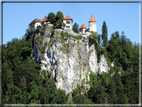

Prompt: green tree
[56,89,68,104]
[48,12,56,24]
[113,70,128,104]
[57,19,63,28]
[56,11,64,21]
[107,77,116,104]
[102,21,108,47]
[72,23,79,33]
[121,31,127,49]
[114,31,119,39]
[56,11,64,28]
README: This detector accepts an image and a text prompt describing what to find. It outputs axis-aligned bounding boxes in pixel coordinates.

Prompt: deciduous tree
[48,12,56,24]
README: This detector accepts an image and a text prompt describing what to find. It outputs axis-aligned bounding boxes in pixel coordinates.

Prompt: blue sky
[3,3,139,44]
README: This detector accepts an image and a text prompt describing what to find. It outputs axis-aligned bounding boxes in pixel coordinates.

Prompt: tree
[56,11,64,21]
[57,19,63,28]
[102,21,108,47]
[115,31,119,39]
[72,23,79,33]
[62,23,66,29]
[121,31,127,49]
[48,12,56,24]
[56,11,64,28]
[113,71,128,104]
[107,77,116,103]
[56,89,68,104]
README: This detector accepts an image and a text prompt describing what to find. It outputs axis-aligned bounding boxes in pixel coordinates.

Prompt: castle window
[66,20,70,24]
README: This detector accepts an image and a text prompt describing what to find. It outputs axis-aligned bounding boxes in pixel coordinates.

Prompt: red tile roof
[29,16,48,25]
[79,24,87,29]
[42,16,48,22]
[63,15,72,20]
[89,16,96,22]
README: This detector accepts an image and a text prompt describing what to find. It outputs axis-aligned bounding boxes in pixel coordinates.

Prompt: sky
[3,2,140,45]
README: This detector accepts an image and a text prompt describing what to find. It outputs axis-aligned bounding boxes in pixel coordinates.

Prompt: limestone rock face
[33,30,110,94]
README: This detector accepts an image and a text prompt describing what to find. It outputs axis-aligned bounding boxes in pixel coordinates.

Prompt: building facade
[79,15,97,37]
[89,16,97,32]
[63,15,73,30]
[28,16,48,30]
[79,24,87,34]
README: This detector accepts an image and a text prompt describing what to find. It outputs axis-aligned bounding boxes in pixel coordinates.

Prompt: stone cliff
[32,25,110,94]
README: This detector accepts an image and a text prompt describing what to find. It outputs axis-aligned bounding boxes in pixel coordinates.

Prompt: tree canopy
[72,23,79,33]
[48,12,56,24]
[102,21,108,47]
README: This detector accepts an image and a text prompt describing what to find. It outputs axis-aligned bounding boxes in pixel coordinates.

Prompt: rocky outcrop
[32,28,110,94]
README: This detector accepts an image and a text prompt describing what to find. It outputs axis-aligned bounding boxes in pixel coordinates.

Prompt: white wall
[89,22,97,32]
[34,22,42,29]
[79,28,86,33]
[82,28,86,33]
[86,32,91,36]
[63,20,72,29]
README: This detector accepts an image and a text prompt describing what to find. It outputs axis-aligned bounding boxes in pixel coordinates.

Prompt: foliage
[62,23,66,29]
[2,35,68,104]
[72,23,79,33]
[42,24,46,31]
[60,31,82,41]
[72,84,94,104]
[37,26,41,30]
[57,19,63,28]
[48,12,56,24]
[56,11,64,21]
[28,29,36,35]
[102,21,108,47]
[89,32,102,63]
[56,11,64,28]
[41,46,46,53]
[54,61,58,65]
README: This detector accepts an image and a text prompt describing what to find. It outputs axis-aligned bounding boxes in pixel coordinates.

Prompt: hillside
[2,20,140,104]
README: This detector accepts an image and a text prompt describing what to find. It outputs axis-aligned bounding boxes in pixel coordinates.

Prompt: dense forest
[1,11,141,106]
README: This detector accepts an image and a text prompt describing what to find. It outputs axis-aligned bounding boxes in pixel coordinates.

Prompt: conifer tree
[102,21,108,47]
[72,23,79,33]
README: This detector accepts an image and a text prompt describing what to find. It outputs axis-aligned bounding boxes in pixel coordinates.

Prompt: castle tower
[89,15,97,32]
[79,24,87,33]
[63,15,73,29]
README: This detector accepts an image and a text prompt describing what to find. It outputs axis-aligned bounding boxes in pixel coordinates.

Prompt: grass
[60,31,82,41]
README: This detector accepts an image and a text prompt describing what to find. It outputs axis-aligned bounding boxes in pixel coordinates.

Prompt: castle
[28,15,97,37]
[28,16,48,30]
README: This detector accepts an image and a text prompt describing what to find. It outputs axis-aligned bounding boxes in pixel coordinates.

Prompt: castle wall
[86,31,91,37]
[63,20,72,29]
[89,22,97,32]
[34,22,42,29]
[79,28,86,33]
